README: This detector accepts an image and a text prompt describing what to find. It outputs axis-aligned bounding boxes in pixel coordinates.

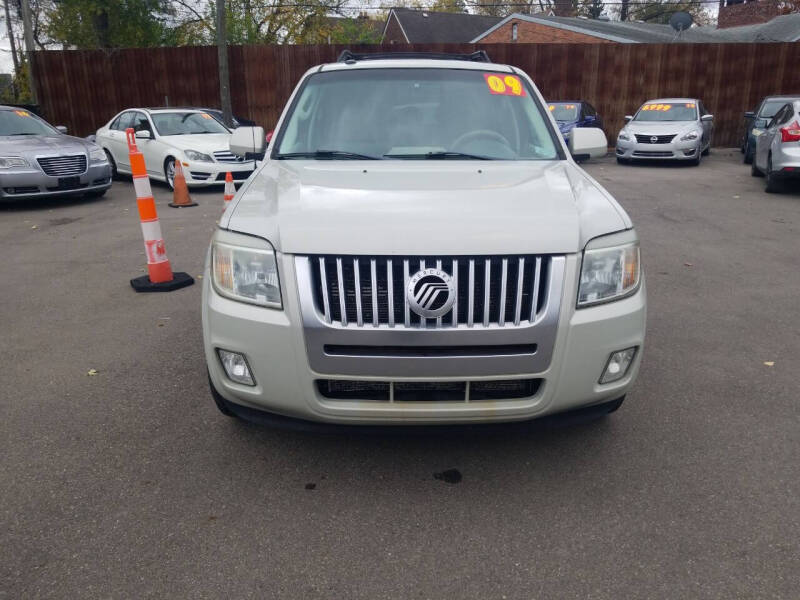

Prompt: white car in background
[95,108,256,188]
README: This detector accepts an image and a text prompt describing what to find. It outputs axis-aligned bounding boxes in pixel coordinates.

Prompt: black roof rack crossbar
[337,50,491,63]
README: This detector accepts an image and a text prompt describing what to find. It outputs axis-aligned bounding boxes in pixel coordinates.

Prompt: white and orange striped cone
[126,128,194,293]
[169,160,198,208]
[223,172,235,210]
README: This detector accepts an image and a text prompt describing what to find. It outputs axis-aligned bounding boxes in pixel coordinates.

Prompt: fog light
[217,349,255,386]
[599,347,637,384]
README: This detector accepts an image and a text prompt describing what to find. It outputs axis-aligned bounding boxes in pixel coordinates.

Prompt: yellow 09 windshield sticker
[483,73,526,97]
[200,112,213,119]
[14,110,30,117]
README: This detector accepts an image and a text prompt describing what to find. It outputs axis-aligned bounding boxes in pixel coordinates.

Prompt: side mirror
[624,115,633,123]
[744,111,755,119]
[230,126,266,159]
[569,127,608,161]
[56,125,68,134]
[701,114,713,122]
[135,129,152,140]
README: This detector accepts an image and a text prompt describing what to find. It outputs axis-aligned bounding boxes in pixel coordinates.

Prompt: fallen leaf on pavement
[764,361,774,367]
[31,225,37,230]
[87,369,98,376]
[684,262,693,267]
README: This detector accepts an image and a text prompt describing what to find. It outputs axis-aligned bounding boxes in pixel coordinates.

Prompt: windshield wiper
[9,132,37,136]
[384,151,492,160]
[276,149,380,160]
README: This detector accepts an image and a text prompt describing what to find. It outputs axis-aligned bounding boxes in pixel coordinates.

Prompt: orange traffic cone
[169,161,198,208]
[223,172,235,210]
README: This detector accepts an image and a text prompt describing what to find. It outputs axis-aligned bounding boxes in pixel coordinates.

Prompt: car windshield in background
[0,109,58,136]
[549,103,579,121]
[275,68,559,160]
[634,102,698,122]
[151,112,230,136]
[759,100,788,119]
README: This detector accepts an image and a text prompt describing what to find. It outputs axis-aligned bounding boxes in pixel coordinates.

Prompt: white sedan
[96,108,256,188]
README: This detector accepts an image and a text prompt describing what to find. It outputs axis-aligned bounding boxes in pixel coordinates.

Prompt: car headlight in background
[212,241,281,308]
[184,149,213,162]
[88,147,107,163]
[0,156,30,169]
[681,131,700,141]
[578,242,640,307]
[617,131,630,141]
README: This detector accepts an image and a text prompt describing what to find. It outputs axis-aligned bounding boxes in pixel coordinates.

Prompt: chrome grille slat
[311,254,551,329]
[336,258,347,327]
[514,258,525,326]
[370,259,378,327]
[353,258,363,326]
[37,155,87,176]
[212,150,244,163]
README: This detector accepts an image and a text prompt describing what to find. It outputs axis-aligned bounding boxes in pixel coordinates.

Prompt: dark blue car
[548,101,604,144]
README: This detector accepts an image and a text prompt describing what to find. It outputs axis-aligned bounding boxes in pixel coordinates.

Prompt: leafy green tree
[46,0,174,48]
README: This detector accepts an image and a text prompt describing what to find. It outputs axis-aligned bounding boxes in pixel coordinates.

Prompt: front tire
[164,157,176,190]
[743,141,753,164]
[104,150,118,179]
[85,189,107,199]
[616,157,629,165]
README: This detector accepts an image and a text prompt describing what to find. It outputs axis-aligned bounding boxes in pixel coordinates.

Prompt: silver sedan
[615,98,714,166]
[751,99,800,193]
[0,106,112,201]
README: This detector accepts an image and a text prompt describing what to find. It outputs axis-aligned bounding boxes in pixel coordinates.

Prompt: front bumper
[203,253,646,426]
[616,137,701,160]
[184,160,255,187]
[0,162,112,200]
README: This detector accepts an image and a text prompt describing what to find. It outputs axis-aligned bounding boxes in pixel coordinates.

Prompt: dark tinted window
[112,112,135,131]
[759,100,788,119]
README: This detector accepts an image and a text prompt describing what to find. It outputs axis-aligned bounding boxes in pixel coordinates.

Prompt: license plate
[58,176,81,189]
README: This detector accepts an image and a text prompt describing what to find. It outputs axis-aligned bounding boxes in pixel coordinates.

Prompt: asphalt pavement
[2,151,799,599]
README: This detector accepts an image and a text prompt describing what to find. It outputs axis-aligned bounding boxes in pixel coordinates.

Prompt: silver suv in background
[751,99,800,193]
[203,51,645,429]
[616,98,713,166]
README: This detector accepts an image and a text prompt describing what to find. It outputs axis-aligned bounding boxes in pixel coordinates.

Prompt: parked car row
[548,97,714,166]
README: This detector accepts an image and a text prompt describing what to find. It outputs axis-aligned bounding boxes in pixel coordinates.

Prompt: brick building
[718,0,784,29]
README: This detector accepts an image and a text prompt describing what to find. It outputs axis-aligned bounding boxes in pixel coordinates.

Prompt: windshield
[150,112,230,136]
[549,103,579,121]
[0,109,59,136]
[759,100,788,119]
[634,102,698,122]
[275,68,559,160]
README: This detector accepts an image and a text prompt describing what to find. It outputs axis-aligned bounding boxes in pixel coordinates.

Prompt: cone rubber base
[168,201,198,208]
[130,271,194,293]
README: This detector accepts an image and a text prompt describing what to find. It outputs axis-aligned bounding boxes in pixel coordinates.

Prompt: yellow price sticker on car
[14,110,30,117]
[549,104,555,111]
[200,113,213,119]
[686,103,696,108]
[642,104,672,112]
[483,73,526,97]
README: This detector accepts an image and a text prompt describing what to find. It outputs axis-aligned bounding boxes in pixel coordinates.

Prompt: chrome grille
[635,134,676,144]
[37,155,87,176]
[310,255,551,329]
[213,150,244,163]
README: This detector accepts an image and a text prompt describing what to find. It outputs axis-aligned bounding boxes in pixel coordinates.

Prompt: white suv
[202,51,646,428]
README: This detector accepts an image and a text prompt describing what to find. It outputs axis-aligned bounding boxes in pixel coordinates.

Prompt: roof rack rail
[336,50,491,63]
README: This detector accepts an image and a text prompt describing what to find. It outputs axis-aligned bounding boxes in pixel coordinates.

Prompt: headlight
[0,156,30,169]
[184,149,213,162]
[89,147,107,163]
[578,242,640,307]
[212,240,281,308]
[617,131,630,141]
[681,131,700,141]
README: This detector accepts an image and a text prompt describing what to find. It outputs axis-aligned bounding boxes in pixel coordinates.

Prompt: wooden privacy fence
[33,42,800,147]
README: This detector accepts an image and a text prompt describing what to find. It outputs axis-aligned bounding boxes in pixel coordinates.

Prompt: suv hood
[224,160,630,255]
